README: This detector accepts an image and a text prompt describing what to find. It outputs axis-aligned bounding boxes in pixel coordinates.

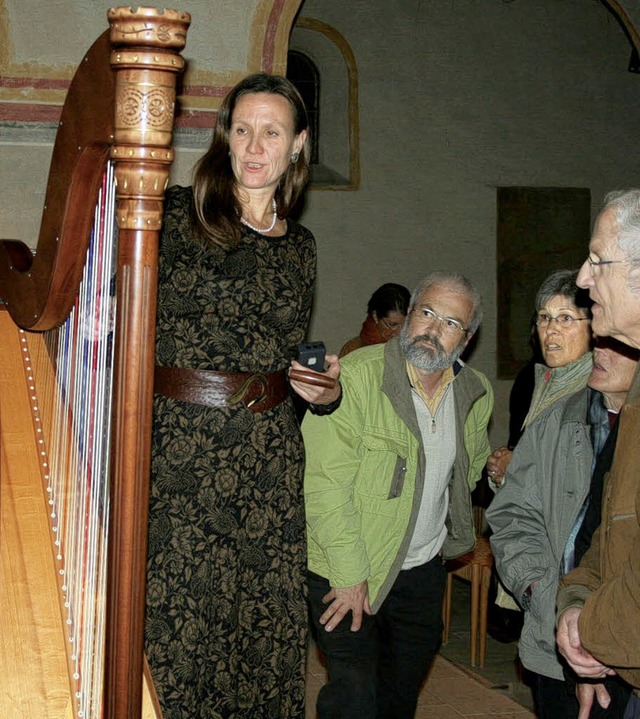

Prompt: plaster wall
[2,0,640,447]
[0,0,291,248]
[292,0,640,445]
[2,0,259,73]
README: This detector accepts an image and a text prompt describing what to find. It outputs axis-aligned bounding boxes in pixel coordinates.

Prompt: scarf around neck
[524,351,593,428]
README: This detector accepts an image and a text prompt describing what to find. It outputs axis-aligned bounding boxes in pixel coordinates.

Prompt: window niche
[288,18,359,189]
[287,50,320,165]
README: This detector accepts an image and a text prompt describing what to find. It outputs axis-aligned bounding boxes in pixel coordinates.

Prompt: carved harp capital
[108,7,191,230]
[108,6,190,49]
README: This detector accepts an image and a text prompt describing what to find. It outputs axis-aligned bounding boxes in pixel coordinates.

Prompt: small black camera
[297,341,326,372]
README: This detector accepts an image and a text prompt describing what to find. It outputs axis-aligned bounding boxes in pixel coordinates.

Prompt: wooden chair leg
[470,564,480,667]
[479,566,491,668]
[442,573,452,644]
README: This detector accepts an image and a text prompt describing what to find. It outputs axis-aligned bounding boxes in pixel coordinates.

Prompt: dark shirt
[562,390,611,575]
[573,412,619,566]
[507,359,536,450]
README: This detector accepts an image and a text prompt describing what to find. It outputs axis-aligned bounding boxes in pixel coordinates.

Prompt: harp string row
[27,162,118,719]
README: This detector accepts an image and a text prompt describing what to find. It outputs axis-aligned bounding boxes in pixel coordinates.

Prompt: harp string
[31,162,117,719]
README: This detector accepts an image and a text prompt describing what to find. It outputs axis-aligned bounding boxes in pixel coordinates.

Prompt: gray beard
[398,326,464,372]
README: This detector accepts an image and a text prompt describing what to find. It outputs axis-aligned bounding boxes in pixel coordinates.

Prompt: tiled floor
[305,579,537,718]
[438,578,536,713]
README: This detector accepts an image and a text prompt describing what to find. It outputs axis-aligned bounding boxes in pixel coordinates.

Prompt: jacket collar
[381,338,421,439]
[381,338,486,435]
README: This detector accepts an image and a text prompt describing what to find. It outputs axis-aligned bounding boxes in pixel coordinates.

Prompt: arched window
[289,18,360,189]
[287,50,320,165]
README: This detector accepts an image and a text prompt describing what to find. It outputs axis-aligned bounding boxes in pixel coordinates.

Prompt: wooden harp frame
[0,7,190,718]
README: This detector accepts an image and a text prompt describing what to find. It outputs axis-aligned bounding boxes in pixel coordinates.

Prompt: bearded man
[303,272,494,719]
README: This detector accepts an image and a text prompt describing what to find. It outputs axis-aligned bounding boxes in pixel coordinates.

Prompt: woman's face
[537,294,591,368]
[228,92,307,198]
[374,310,406,340]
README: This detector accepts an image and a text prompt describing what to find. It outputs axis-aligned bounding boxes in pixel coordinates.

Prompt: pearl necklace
[240,199,277,233]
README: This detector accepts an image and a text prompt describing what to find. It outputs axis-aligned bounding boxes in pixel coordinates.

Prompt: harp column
[105,8,190,719]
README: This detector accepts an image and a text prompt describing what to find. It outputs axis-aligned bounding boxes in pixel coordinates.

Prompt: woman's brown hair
[192,73,310,247]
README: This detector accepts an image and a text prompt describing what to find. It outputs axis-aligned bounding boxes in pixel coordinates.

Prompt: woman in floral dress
[145,73,340,719]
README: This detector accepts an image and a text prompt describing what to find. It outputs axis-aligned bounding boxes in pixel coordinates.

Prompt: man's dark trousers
[308,554,447,719]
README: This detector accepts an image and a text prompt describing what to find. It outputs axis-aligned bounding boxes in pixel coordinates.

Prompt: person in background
[487,269,593,488]
[146,73,340,719]
[486,269,592,635]
[487,336,639,719]
[304,272,493,719]
[339,282,411,357]
[557,189,640,719]
[507,315,544,450]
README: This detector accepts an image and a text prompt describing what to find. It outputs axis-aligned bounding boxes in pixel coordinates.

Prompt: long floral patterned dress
[145,186,316,719]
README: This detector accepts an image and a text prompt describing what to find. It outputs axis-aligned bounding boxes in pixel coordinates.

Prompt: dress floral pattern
[145,186,316,719]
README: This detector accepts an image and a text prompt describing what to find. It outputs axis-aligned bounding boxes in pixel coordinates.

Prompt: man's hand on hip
[320,581,371,632]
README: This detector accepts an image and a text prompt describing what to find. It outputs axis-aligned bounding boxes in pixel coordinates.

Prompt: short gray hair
[410,272,483,334]
[601,189,640,264]
[535,269,591,313]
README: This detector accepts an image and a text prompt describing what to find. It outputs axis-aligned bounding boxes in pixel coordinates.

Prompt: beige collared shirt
[406,361,455,414]
[404,361,457,568]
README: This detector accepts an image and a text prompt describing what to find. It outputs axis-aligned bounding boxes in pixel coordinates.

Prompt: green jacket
[303,338,493,611]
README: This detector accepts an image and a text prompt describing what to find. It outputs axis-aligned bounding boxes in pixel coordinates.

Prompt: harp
[0,7,190,718]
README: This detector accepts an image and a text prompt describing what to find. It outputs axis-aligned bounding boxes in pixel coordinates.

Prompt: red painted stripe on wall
[181,85,231,98]
[1,75,231,99]
[0,76,69,90]
[176,110,217,129]
[0,101,217,129]
[0,103,62,122]
[263,0,286,73]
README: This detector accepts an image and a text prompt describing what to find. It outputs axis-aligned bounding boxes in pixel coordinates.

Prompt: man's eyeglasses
[586,256,628,275]
[535,313,590,329]
[416,307,468,336]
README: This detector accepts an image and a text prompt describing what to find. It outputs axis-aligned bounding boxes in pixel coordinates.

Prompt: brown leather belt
[154,367,289,413]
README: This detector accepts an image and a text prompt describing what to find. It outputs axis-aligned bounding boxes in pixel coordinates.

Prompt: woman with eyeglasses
[339,282,411,358]
[487,269,592,488]
[487,291,640,718]
[485,270,592,648]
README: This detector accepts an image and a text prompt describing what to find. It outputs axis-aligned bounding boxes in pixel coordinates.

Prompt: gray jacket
[486,388,592,680]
